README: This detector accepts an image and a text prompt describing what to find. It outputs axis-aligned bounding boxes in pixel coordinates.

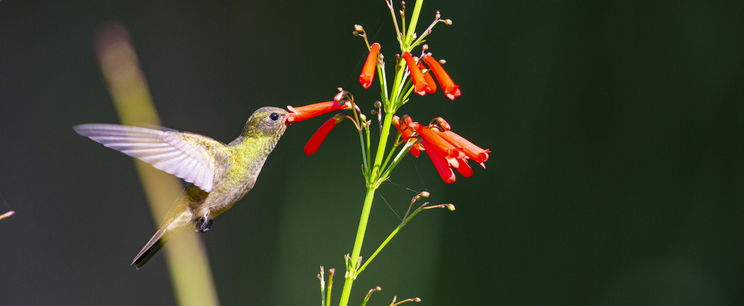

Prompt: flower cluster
[359,45,461,100]
[287,1,491,305]
[394,115,489,184]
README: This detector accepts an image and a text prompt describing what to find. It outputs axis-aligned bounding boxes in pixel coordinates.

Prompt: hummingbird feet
[195,216,214,232]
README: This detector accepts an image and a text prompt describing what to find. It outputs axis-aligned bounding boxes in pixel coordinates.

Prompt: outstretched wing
[73,123,226,192]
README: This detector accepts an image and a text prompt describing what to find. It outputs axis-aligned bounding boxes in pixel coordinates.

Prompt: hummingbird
[73,106,290,269]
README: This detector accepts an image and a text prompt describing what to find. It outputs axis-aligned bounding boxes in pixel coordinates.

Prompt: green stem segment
[338,187,376,305]
[338,111,395,306]
[338,1,427,304]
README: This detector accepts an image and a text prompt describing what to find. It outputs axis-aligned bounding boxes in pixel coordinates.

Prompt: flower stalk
[291,0,487,304]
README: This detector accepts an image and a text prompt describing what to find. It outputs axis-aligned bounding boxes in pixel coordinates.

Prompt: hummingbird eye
[269,113,279,121]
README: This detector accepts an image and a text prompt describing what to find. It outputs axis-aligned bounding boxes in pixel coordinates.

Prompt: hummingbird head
[241,106,290,139]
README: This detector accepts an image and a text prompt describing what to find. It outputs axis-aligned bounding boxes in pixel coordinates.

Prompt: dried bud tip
[354,24,364,32]
[334,90,347,102]
[370,109,378,115]
[328,268,336,275]
[435,10,441,19]
[422,44,429,51]
[422,203,456,211]
[374,100,382,108]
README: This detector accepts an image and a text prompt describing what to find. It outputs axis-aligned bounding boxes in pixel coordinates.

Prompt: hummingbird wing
[73,123,226,192]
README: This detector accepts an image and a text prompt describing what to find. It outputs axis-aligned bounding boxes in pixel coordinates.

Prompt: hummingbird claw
[195,216,214,232]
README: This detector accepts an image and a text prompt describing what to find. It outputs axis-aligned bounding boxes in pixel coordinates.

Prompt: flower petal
[423,141,456,184]
[359,43,381,89]
[454,158,473,178]
[423,54,461,100]
[286,100,351,123]
[436,130,490,163]
[304,115,344,155]
[402,52,431,96]
[416,124,462,159]
[418,62,437,94]
[393,115,422,157]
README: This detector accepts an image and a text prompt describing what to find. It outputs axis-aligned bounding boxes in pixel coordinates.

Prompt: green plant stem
[339,112,396,306]
[372,113,395,180]
[338,187,377,306]
[406,0,425,44]
[357,205,422,275]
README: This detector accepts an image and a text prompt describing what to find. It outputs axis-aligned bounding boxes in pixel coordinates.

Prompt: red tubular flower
[286,100,351,123]
[423,54,461,100]
[422,141,456,184]
[418,62,437,94]
[454,158,473,178]
[359,43,381,89]
[304,114,345,155]
[393,116,422,157]
[436,130,490,165]
[402,52,432,96]
[415,124,462,159]
[394,115,489,183]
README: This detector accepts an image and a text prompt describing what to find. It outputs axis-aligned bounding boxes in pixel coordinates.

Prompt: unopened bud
[422,203,456,211]
[354,24,364,32]
[411,191,430,204]
[373,100,382,108]
[392,115,401,125]
[444,19,453,25]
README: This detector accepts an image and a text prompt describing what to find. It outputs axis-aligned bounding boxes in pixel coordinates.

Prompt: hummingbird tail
[132,227,169,269]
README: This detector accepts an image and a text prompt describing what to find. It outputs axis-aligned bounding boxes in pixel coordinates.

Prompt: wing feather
[73,123,225,192]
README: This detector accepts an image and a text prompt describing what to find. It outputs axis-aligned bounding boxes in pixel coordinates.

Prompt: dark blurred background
[1,0,743,305]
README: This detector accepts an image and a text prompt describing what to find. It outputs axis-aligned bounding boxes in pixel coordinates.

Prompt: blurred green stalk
[95,22,219,306]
